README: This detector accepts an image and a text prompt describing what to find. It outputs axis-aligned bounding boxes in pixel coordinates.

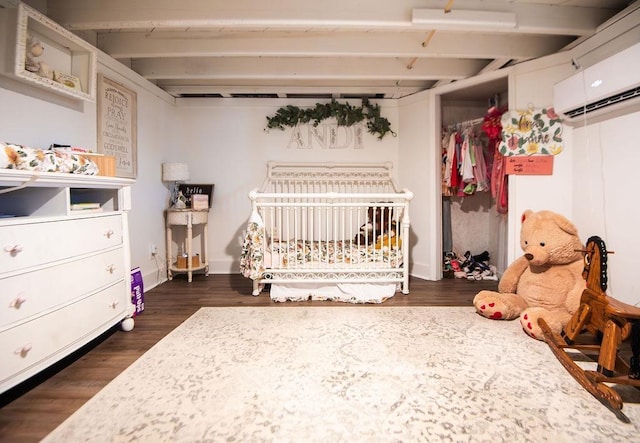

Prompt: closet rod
[445,116,484,131]
[460,117,484,126]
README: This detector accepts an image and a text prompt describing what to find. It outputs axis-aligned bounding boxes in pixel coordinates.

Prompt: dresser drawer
[0,281,129,390]
[0,248,125,329]
[0,215,123,273]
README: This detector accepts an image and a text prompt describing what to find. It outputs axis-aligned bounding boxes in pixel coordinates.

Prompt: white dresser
[0,170,136,394]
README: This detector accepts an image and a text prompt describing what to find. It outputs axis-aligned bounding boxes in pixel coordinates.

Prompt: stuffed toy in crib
[473,209,585,340]
[355,206,400,249]
[374,220,401,250]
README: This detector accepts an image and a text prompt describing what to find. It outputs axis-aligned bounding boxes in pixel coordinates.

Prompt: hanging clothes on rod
[481,106,508,214]
[441,117,491,198]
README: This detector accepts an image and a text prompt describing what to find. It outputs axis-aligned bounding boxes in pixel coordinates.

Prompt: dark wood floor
[0,274,497,442]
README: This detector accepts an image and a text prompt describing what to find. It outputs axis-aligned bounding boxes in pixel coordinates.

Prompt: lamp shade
[162,162,190,182]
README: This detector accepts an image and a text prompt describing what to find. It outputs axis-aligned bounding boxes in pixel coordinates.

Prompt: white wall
[94,60,177,291]
[0,77,97,148]
[397,91,433,279]
[0,68,403,290]
[101,71,176,291]
[396,29,639,294]
[507,54,576,264]
[571,112,640,305]
[0,55,177,291]
[506,33,640,304]
[2,14,638,303]
[174,98,400,274]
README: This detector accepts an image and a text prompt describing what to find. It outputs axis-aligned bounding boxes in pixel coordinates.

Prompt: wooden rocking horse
[539,235,640,423]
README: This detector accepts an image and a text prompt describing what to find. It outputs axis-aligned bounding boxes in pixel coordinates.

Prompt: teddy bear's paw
[474,293,509,320]
[519,310,547,341]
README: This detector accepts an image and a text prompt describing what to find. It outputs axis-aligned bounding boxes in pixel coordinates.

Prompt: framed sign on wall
[97,74,137,178]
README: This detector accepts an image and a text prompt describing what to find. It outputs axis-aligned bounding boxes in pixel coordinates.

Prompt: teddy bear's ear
[521,209,533,224]
[552,213,579,235]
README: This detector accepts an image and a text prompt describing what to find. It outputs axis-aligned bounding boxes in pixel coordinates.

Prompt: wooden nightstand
[165,209,209,282]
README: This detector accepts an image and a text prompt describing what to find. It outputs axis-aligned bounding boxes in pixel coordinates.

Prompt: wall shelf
[0,2,97,101]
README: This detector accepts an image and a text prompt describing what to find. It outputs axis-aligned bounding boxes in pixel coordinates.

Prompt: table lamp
[162,162,190,208]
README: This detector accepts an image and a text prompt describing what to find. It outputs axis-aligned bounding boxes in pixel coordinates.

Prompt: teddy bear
[24,34,53,79]
[354,205,394,245]
[473,209,586,340]
[25,34,44,72]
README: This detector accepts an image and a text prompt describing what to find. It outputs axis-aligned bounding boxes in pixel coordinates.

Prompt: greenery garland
[266,99,396,140]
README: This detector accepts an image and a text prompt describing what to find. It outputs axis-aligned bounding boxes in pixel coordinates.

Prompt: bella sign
[287,123,365,149]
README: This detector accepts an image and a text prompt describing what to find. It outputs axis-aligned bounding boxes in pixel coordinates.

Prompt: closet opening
[439,76,509,281]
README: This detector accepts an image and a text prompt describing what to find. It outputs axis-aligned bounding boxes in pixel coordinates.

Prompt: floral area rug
[44,307,640,442]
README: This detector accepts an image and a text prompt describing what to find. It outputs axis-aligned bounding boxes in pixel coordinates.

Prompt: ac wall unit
[553,42,640,124]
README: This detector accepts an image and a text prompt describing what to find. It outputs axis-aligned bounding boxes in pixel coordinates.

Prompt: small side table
[165,208,209,282]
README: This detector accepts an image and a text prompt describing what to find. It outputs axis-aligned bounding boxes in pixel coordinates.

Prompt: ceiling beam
[412,9,517,30]
[48,0,617,36]
[162,84,424,98]
[98,31,571,61]
[42,0,628,100]
[156,78,431,88]
[412,4,617,35]
[47,0,414,31]
[477,58,512,75]
[131,57,487,81]
[513,3,619,36]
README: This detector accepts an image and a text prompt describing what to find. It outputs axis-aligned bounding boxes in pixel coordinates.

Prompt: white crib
[240,162,413,303]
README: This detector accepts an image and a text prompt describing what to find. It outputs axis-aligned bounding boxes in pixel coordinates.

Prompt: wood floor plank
[0,274,497,442]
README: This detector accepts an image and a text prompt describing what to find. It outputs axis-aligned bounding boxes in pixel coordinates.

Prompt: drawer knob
[109,300,119,309]
[4,244,23,256]
[14,343,32,358]
[9,294,27,309]
[106,264,116,274]
[104,229,114,239]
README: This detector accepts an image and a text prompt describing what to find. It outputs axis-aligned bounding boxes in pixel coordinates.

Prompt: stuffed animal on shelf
[24,34,53,79]
[25,34,44,73]
[354,205,394,244]
[37,61,53,80]
[473,209,585,340]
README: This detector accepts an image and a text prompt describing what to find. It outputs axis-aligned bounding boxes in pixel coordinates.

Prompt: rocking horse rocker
[539,236,640,423]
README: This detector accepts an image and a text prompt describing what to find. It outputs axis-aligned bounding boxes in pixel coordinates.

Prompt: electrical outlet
[150,244,157,258]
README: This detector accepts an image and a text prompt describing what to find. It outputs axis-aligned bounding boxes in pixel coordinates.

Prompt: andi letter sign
[287,123,365,149]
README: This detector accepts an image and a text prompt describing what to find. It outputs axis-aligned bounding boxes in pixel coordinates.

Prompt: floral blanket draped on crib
[240,211,266,280]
